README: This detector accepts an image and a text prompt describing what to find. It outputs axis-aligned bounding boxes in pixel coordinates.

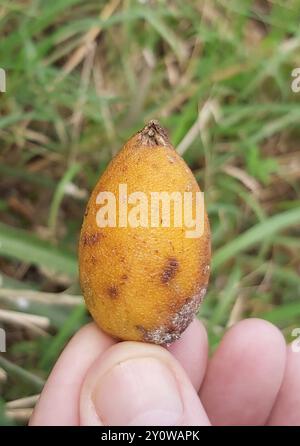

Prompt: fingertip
[80,340,210,426]
[268,343,300,425]
[29,323,115,426]
[228,318,286,345]
[200,318,286,426]
[168,318,208,391]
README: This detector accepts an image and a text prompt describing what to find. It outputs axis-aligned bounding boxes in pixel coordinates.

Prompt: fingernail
[92,357,183,426]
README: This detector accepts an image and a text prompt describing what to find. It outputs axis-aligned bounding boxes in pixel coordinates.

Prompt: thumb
[80,341,210,426]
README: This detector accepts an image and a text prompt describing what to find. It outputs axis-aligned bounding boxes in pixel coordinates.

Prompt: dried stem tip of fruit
[138,120,171,147]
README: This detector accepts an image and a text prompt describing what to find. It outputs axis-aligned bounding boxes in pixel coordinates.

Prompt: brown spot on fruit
[121,274,128,280]
[167,154,176,164]
[107,285,118,299]
[82,232,102,246]
[161,257,179,284]
[203,264,210,275]
[185,182,193,192]
[91,255,97,265]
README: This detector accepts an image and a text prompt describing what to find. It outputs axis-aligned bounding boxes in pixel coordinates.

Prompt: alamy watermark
[291,68,300,93]
[0,68,6,93]
[0,328,6,352]
[95,184,205,238]
[291,327,300,353]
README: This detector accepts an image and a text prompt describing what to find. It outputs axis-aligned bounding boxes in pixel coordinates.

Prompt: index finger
[29,323,115,425]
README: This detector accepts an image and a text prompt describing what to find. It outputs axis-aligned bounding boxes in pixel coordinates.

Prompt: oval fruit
[79,120,211,344]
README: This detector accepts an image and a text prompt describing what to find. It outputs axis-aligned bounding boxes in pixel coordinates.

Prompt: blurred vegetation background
[0,0,299,425]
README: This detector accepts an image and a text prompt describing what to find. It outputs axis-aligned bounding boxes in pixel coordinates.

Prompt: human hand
[29,318,300,426]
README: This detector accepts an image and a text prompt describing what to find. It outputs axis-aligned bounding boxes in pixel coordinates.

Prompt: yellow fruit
[79,120,211,344]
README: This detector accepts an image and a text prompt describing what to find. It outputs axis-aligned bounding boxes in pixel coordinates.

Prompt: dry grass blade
[227,295,247,328]
[70,43,96,148]
[0,309,50,336]
[6,394,40,409]
[0,289,83,306]
[5,408,33,422]
[222,165,261,195]
[57,0,121,83]
[0,367,7,383]
[277,152,300,180]
[0,356,45,392]
[177,99,220,155]
[0,309,49,328]
[93,56,116,145]
[123,49,156,128]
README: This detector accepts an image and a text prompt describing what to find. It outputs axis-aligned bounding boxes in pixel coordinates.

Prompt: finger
[80,341,211,426]
[167,318,208,391]
[29,323,115,426]
[199,318,286,426]
[267,344,300,425]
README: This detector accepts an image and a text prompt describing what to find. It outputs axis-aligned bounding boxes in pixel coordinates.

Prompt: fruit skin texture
[79,120,211,345]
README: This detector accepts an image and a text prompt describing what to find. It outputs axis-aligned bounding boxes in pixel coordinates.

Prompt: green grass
[0,0,300,425]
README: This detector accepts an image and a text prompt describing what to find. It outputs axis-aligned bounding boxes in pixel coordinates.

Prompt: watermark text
[0,68,6,92]
[95,184,205,238]
[291,68,300,93]
[0,328,6,352]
